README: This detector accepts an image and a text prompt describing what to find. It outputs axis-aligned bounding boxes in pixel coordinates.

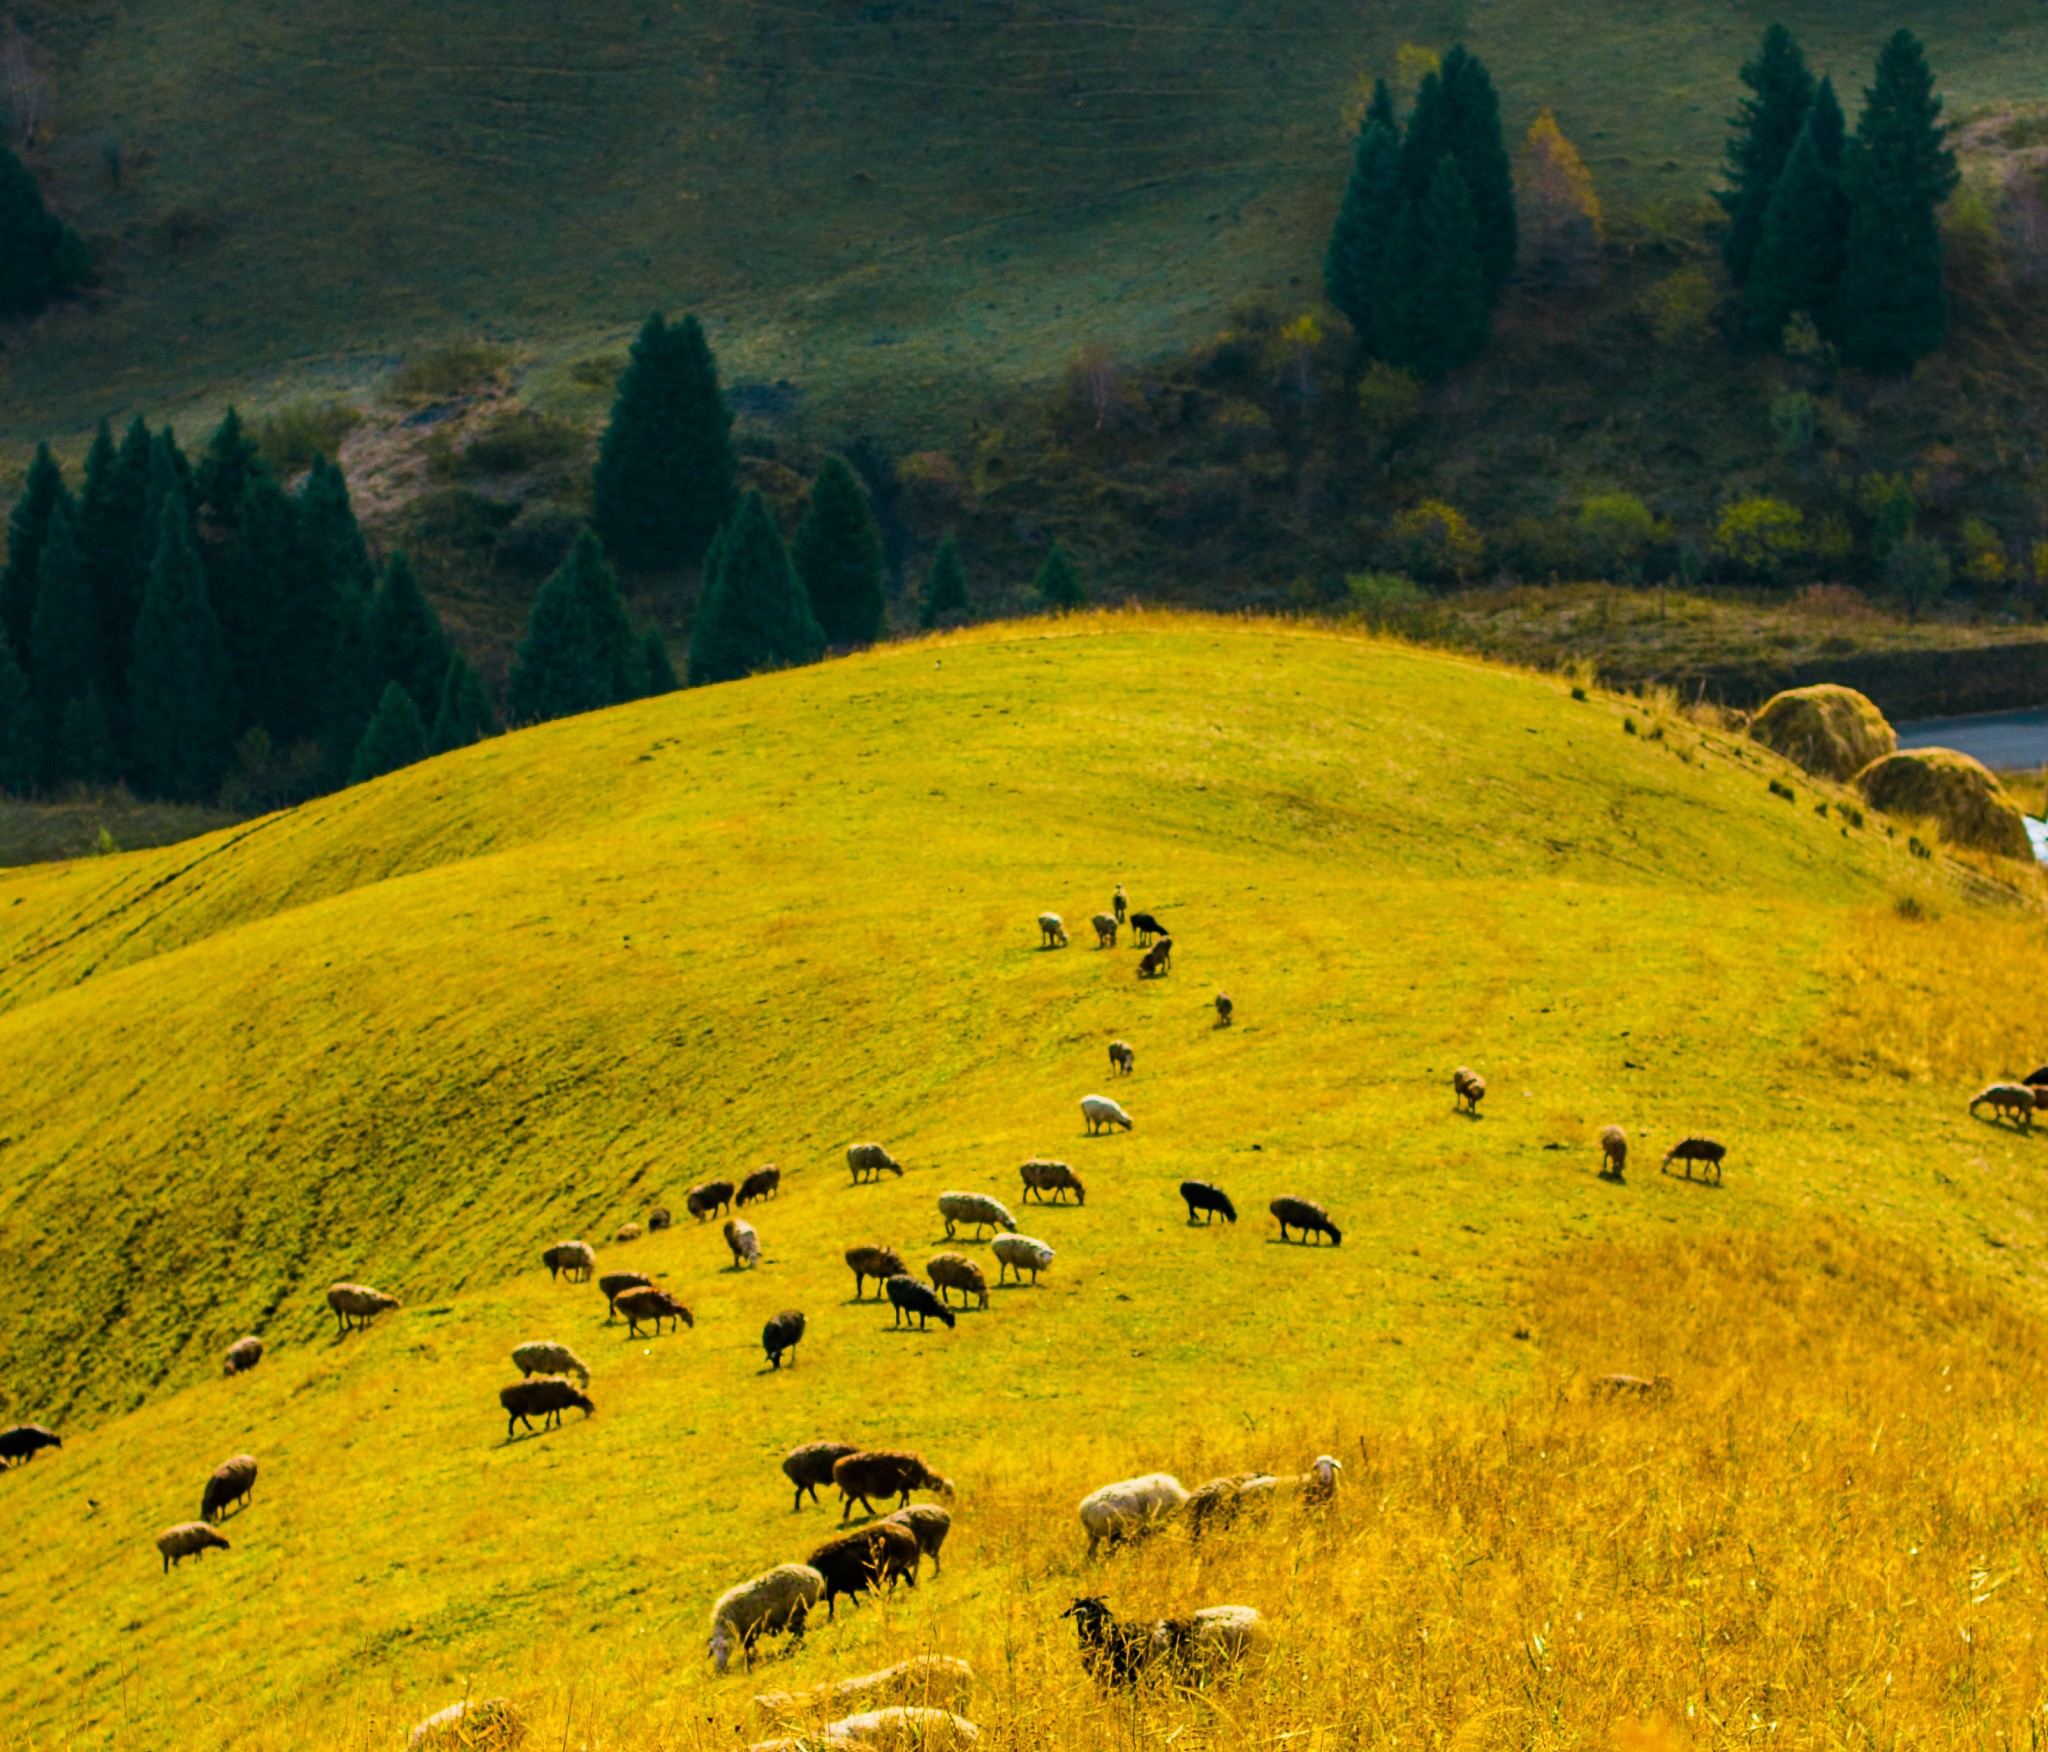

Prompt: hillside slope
[1,617,2044,1750]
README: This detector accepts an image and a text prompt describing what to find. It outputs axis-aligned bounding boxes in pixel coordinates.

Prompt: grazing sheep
[1661,1136,1727,1183]
[1270,1196,1341,1246]
[615,1285,693,1338]
[327,1282,399,1334]
[1452,1066,1486,1114]
[1215,992,1233,1026]
[1180,1181,1236,1225]
[807,1521,921,1616]
[1237,1455,1342,1509]
[1091,913,1119,949]
[1129,911,1166,946]
[1182,1474,1266,1541]
[222,1336,263,1378]
[648,1207,672,1231]
[1971,1084,2037,1126]
[927,1252,990,1309]
[1020,1158,1086,1205]
[615,1222,643,1243]
[541,1241,595,1284]
[1108,1040,1134,1076]
[1060,1596,1154,1686]
[599,1271,653,1317]
[157,1521,230,1572]
[992,1233,1055,1285]
[709,1563,827,1672]
[1039,912,1069,948]
[938,1191,1017,1238]
[783,1441,861,1511]
[888,1275,957,1331]
[848,1143,906,1184]
[407,1699,525,1750]
[846,1244,908,1300]
[511,1340,590,1387]
[726,1217,763,1269]
[1081,1095,1133,1135]
[2028,1066,2048,1087]
[738,1165,783,1205]
[754,1656,974,1725]
[1078,1472,1189,1557]
[1113,884,1128,924]
[834,1449,955,1519]
[1136,937,1173,978]
[500,1377,595,1437]
[1592,1373,1674,1400]
[688,1180,736,1220]
[883,1503,953,1573]
[764,1309,807,1368]
[1062,1598,1267,1687]
[0,1424,60,1467]
[1599,1125,1627,1181]
[748,1709,980,1752]
[1186,1458,1339,1536]
[200,1454,258,1522]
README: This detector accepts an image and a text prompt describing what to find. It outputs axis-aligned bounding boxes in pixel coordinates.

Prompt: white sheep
[709,1563,827,1672]
[754,1656,975,1725]
[1039,913,1068,948]
[1150,1605,1270,1669]
[1081,1094,1132,1134]
[1235,1454,1342,1508]
[991,1233,1054,1285]
[510,1341,590,1388]
[407,1699,524,1750]
[749,1709,981,1752]
[725,1217,762,1269]
[1078,1472,1189,1557]
[938,1191,1017,1239]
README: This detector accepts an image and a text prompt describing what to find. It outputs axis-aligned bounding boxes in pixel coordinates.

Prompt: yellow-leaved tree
[1518,109,1603,291]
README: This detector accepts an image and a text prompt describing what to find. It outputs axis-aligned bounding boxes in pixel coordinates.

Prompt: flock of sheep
[1970,1064,2048,1127]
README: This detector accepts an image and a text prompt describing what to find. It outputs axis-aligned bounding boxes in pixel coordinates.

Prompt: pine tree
[591,312,739,570]
[218,472,304,742]
[365,550,453,720]
[1381,157,1492,379]
[1747,80,1848,344]
[1365,78,1397,133]
[919,536,970,628]
[143,429,195,558]
[429,653,497,752]
[0,143,90,317]
[686,490,826,686]
[638,628,679,696]
[297,455,376,752]
[1400,71,1450,203]
[81,417,153,705]
[349,681,428,784]
[793,456,886,648]
[1035,541,1085,608]
[1325,102,1404,351]
[194,409,263,539]
[1,443,69,663]
[127,495,236,800]
[1831,31,1960,373]
[1718,25,1816,285]
[560,529,640,703]
[507,557,608,725]
[51,686,118,789]
[0,632,40,795]
[28,500,98,740]
[1438,46,1517,296]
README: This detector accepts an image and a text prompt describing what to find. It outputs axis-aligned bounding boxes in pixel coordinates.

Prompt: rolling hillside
[1,616,2045,1750]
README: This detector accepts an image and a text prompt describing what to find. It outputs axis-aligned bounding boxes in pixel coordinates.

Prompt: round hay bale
[1749,685,1895,781]
[1855,747,2032,859]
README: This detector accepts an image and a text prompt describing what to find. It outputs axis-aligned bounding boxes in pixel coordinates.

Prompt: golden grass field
[2,615,2047,1751]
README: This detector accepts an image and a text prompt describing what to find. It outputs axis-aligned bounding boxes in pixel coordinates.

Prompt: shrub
[254,401,364,478]
[1711,496,1805,582]
[1770,391,1816,459]
[1959,517,2008,588]
[1346,571,1426,627]
[444,407,586,479]
[1389,499,1484,584]
[1494,514,1580,582]
[1638,267,1719,348]
[389,341,514,404]
[1577,493,1658,581]
[1884,535,1951,620]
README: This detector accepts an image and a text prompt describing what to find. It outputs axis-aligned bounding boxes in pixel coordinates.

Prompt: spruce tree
[143,429,195,558]
[127,495,236,801]
[365,550,453,720]
[0,143,89,317]
[349,681,427,784]
[1718,25,1816,285]
[429,653,497,753]
[1400,71,1450,203]
[297,455,376,753]
[1831,31,1959,373]
[0,632,40,795]
[194,409,263,539]
[638,628,679,696]
[793,456,886,648]
[507,556,608,724]
[1035,541,1085,608]
[29,500,98,740]
[919,536,970,628]
[592,313,739,570]
[1325,104,1404,351]
[2,443,69,663]
[1748,80,1848,344]
[1438,46,1517,296]
[219,472,305,743]
[686,490,826,686]
[559,529,639,702]
[82,418,153,705]
[52,686,118,789]
[1381,158,1492,379]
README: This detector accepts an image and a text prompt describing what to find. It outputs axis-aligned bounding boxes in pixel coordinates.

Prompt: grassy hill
[2,616,2046,1749]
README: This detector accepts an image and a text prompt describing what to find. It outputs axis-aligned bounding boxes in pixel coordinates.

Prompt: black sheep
[805,1521,920,1618]
[763,1309,807,1368]
[1137,937,1173,978]
[1061,1597,1155,1687]
[1129,911,1167,946]
[1180,1181,1237,1225]
[1270,1195,1341,1246]
[886,1275,957,1330]
[500,1377,595,1438]
[200,1455,258,1522]
[0,1424,61,1468]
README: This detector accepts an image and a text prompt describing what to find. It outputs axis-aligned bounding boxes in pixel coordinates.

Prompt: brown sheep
[833,1450,955,1520]
[599,1271,653,1318]
[1971,1084,2037,1127]
[1452,1066,1486,1115]
[846,1244,908,1300]
[1091,913,1119,948]
[763,1309,807,1369]
[806,1521,920,1617]
[648,1207,673,1232]
[615,1285,693,1338]
[738,1165,782,1205]
[1020,1158,1086,1206]
[1108,1040,1134,1076]
[1598,1126,1627,1180]
[1136,937,1173,978]
[157,1521,229,1572]
[614,1222,642,1243]
[222,1336,263,1378]
[200,1454,258,1523]
[327,1282,399,1334]
[542,1241,595,1283]
[687,1180,736,1221]
[1214,992,1233,1026]
[500,1376,595,1437]
[927,1252,989,1310]
[883,1503,953,1573]
[783,1440,860,1511]
[1661,1136,1727,1183]
[847,1143,905,1184]
[1270,1196,1341,1246]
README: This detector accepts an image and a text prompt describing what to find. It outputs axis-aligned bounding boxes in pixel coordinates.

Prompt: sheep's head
[709,1626,733,1672]
[1310,1455,1343,1487]
[1061,1597,1114,1636]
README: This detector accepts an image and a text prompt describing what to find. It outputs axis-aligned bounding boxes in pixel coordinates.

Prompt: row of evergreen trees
[1721,27,1958,369]
[1324,48,1517,379]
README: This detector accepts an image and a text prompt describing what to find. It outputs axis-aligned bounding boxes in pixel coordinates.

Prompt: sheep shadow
[1452,1108,1485,1122]
[994,1280,1045,1292]
[1969,1113,2042,1139]
[1266,1235,1341,1248]
[1657,1168,1726,1189]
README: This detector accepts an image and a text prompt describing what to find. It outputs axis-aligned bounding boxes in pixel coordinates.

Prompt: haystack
[1855,748,2032,859]
[1749,684,1895,781]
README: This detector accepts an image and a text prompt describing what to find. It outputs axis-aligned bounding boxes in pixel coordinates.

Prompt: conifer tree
[126,495,236,800]
[1438,46,1517,296]
[560,529,640,703]
[0,632,40,795]
[1035,540,1085,608]
[429,653,497,753]
[1719,25,1816,285]
[1364,78,1397,133]
[297,455,376,752]
[1747,80,1847,344]
[1831,31,1959,373]
[194,409,263,540]
[507,554,608,724]
[1325,103,1404,351]
[1400,71,1449,203]
[592,313,739,570]
[919,536,970,628]
[52,687,118,789]
[793,456,886,648]
[349,681,427,784]
[1381,157,1491,379]
[29,500,98,741]
[638,628,679,696]
[0,143,89,317]
[686,491,826,687]
[365,550,453,720]
[143,429,195,557]
[82,418,153,704]
[218,472,304,743]
[2,443,68,662]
